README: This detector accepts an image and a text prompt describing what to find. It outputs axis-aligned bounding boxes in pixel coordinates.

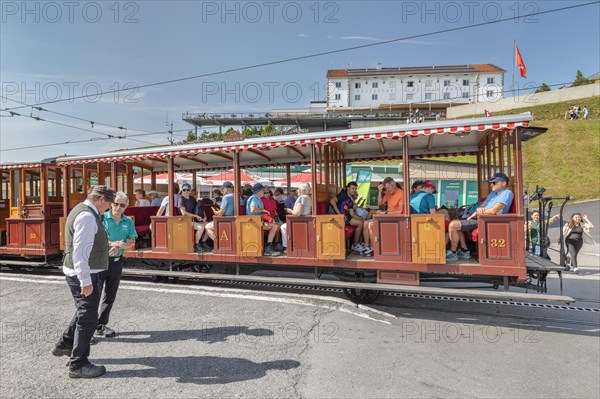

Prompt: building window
[355,82,361,89]
[444,80,450,87]
[463,79,469,86]
[486,90,494,98]
[335,82,342,88]
[462,92,469,99]
[334,94,341,100]
[354,94,361,101]
[443,92,450,100]
[425,93,432,100]
[407,94,414,100]
[389,93,396,101]
[372,82,378,88]
[487,77,494,84]
[425,80,433,88]
[372,94,378,100]
[407,81,414,87]
[389,81,396,88]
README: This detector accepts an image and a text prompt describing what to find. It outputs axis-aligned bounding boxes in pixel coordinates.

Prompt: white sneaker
[351,243,365,253]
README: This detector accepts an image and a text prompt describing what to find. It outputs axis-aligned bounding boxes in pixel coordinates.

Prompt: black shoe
[264,244,280,257]
[273,242,283,252]
[195,244,205,253]
[96,325,115,337]
[200,242,213,252]
[69,364,106,379]
[52,345,72,357]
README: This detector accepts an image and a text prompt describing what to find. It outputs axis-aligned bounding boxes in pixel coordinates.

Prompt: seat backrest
[239,205,246,215]
[124,206,160,227]
[316,201,329,215]
[204,205,215,222]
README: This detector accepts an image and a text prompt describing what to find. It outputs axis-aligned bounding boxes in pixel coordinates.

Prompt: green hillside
[493,96,599,200]
[447,96,599,200]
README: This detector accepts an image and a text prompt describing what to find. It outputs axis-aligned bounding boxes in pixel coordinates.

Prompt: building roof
[327,64,505,78]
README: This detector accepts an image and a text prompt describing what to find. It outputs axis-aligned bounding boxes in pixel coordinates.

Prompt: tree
[535,83,551,93]
[185,130,196,142]
[571,70,592,87]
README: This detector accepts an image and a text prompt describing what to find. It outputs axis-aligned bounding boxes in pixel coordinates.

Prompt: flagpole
[512,40,516,98]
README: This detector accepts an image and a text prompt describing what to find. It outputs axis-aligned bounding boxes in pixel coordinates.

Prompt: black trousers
[566,238,584,268]
[98,257,124,327]
[58,272,104,371]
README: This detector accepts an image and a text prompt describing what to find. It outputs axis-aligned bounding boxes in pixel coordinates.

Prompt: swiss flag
[515,44,527,78]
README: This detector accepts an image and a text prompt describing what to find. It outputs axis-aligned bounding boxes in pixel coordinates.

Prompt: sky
[1,0,598,162]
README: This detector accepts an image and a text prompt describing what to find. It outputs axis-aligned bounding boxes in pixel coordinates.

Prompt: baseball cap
[252,183,265,194]
[148,190,159,195]
[181,183,192,190]
[487,173,509,183]
[424,180,438,194]
[222,181,234,189]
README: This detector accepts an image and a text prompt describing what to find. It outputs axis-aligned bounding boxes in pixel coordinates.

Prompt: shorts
[205,221,214,230]
[193,221,205,230]
[459,219,478,232]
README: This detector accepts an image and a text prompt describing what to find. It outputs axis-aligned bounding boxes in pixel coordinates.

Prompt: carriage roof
[55,113,533,172]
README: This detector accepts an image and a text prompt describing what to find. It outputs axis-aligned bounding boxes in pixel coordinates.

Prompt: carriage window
[47,168,63,202]
[1,171,9,200]
[11,170,21,206]
[71,169,83,193]
[24,169,41,204]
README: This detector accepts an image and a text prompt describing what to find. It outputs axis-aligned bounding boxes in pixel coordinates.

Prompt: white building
[326,64,505,110]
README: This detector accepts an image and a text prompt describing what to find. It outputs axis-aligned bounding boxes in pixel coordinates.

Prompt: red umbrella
[273,169,326,187]
[204,169,259,186]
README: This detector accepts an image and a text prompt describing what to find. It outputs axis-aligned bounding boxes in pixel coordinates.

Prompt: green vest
[63,202,109,270]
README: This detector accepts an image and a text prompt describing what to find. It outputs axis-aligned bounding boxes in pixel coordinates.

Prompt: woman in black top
[562,213,595,273]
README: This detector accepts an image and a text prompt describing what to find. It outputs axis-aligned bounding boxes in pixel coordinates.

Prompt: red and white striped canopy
[56,115,531,166]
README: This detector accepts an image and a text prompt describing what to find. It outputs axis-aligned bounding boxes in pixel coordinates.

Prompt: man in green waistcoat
[52,185,116,379]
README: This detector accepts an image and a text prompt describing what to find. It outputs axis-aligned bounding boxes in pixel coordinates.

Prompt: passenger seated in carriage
[446,173,514,262]
[361,177,405,257]
[201,181,235,251]
[246,183,281,257]
[176,183,207,253]
[281,183,312,255]
[329,182,367,254]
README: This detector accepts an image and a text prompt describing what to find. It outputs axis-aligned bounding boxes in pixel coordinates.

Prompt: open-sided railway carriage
[0,113,572,303]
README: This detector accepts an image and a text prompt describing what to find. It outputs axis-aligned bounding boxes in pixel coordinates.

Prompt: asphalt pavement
[1,267,598,398]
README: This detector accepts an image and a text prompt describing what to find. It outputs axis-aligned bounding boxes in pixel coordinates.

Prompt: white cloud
[297,33,308,38]
[340,36,381,41]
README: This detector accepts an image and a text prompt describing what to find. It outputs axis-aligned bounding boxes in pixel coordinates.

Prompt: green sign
[466,180,479,205]
[346,164,353,184]
[356,170,372,207]
[440,180,463,209]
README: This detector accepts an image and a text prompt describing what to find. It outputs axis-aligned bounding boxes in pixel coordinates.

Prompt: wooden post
[286,164,291,193]
[126,164,134,205]
[81,164,88,193]
[324,145,330,188]
[151,170,157,191]
[167,157,174,217]
[513,128,524,215]
[40,165,47,207]
[233,151,240,215]
[62,165,70,215]
[97,162,105,187]
[111,162,118,189]
[310,144,317,215]
[192,171,197,192]
[402,137,411,214]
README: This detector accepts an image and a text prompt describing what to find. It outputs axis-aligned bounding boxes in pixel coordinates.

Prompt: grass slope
[449,96,600,200]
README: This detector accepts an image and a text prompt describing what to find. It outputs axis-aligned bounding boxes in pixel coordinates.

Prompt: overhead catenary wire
[2,1,598,111]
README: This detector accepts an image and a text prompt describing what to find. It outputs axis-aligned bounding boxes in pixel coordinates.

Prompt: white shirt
[159,194,181,216]
[62,200,104,287]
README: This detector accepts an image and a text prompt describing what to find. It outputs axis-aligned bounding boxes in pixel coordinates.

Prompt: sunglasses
[113,203,127,208]
[182,189,191,192]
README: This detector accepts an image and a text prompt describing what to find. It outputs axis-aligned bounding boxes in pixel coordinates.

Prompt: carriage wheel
[342,288,380,304]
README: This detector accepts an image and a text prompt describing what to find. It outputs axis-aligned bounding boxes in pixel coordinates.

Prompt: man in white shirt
[52,185,116,379]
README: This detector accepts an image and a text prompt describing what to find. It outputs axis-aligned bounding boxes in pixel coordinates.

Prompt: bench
[124,206,160,236]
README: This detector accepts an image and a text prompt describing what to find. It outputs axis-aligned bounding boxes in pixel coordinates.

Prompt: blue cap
[487,173,509,183]
[181,183,192,190]
[252,183,265,194]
